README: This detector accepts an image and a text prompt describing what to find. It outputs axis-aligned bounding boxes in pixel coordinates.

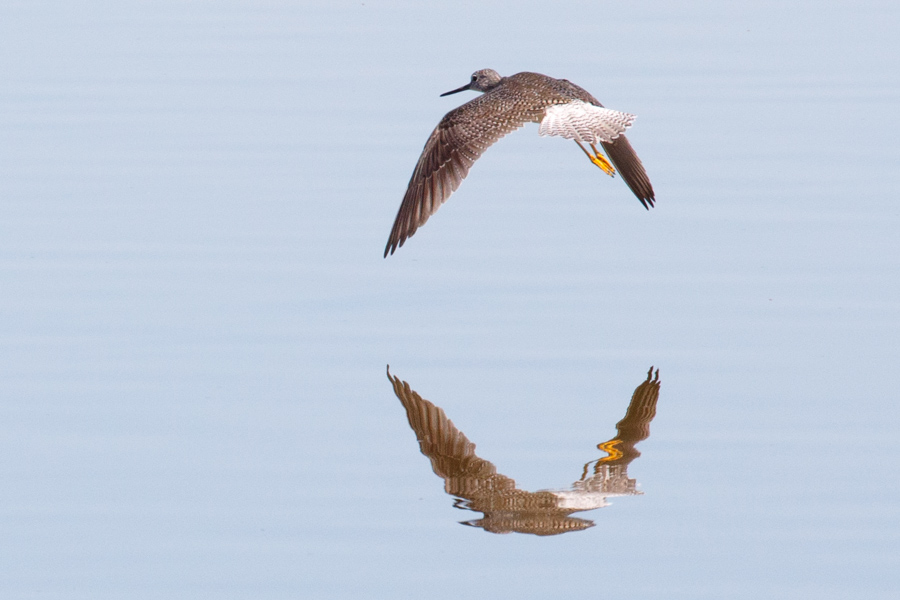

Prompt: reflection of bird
[385,69,655,256]
[386,366,661,536]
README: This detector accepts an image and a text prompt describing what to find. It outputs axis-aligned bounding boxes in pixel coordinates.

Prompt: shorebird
[384,69,655,256]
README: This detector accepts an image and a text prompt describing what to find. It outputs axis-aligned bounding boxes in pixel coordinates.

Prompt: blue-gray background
[1,1,898,598]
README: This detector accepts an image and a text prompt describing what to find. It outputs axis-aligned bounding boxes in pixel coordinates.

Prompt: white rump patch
[538,101,635,144]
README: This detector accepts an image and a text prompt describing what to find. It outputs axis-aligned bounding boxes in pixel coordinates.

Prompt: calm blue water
[1,1,898,598]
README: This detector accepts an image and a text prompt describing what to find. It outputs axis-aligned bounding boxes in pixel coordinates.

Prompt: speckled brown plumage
[384,70,655,256]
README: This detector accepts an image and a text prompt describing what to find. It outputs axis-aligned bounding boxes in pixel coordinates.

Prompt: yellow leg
[574,140,616,176]
[589,143,616,177]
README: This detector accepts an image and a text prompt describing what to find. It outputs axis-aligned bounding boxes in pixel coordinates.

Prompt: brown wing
[386,367,516,495]
[613,366,661,445]
[564,81,656,210]
[594,366,661,467]
[601,135,655,209]
[384,93,540,256]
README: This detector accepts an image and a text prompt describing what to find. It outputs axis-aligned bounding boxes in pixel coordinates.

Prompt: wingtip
[384,232,408,257]
[639,192,656,210]
[384,235,400,257]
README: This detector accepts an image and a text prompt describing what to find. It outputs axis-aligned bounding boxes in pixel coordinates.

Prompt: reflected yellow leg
[574,140,616,176]
[597,438,624,462]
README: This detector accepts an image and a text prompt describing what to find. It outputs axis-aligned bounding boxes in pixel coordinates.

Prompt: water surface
[1,1,898,598]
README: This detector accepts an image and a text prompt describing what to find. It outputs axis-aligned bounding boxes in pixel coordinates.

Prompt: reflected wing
[384,96,537,256]
[386,367,517,496]
[592,366,661,469]
[614,366,660,444]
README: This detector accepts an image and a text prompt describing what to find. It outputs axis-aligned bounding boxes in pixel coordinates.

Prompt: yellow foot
[590,154,616,177]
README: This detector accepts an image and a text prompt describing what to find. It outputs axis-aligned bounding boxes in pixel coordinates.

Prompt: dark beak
[440,82,472,97]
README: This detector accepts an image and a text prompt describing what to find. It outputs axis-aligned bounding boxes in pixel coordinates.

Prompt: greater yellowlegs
[384,69,656,256]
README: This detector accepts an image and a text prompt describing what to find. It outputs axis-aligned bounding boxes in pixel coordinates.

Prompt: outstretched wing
[386,367,515,494]
[384,95,540,256]
[549,80,655,209]
[613,366,661,446]
[601,135,656,209]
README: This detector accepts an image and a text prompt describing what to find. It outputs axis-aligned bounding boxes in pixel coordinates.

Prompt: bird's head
[441,69,503,96]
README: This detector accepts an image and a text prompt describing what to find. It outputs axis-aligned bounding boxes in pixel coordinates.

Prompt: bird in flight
[384,69,655,256]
